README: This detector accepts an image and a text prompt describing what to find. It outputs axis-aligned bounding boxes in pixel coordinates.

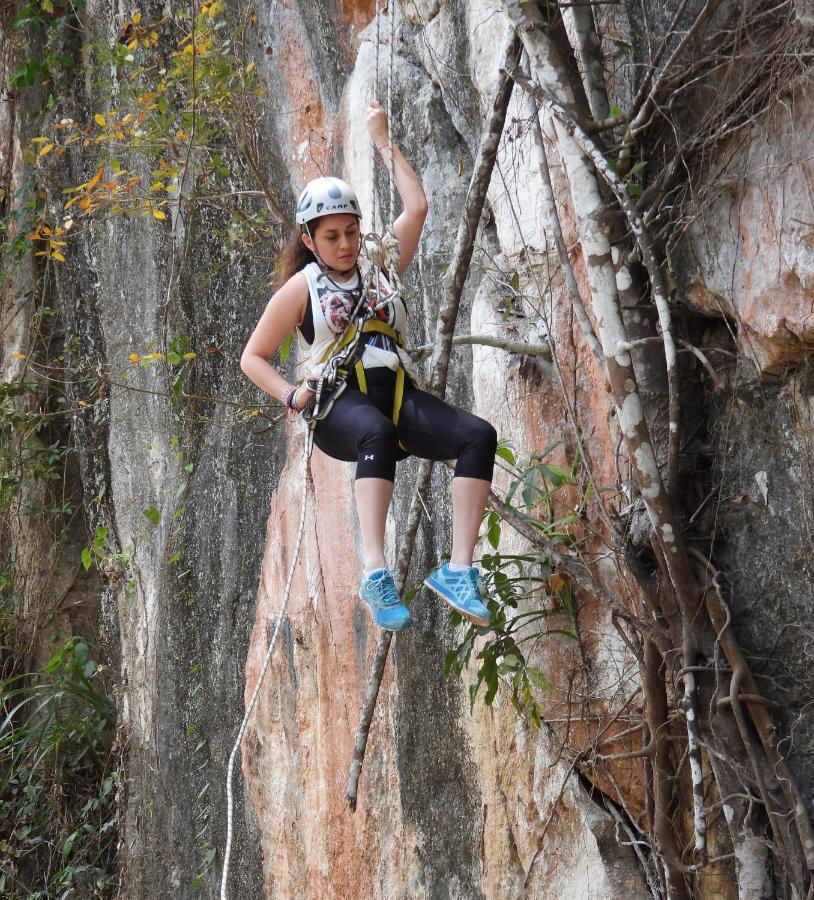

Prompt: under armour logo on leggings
[364,454,375,460]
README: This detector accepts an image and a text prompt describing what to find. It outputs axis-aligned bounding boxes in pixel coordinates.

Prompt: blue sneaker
[424,564,492,627]
[359,569,411,631]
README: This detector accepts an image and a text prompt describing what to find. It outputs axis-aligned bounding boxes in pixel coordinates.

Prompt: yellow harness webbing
[353,360,406,431]
[318,318,403,365]
[314,318,408,448]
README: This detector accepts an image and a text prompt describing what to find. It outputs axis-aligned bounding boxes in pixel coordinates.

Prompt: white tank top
[296,262,418,381]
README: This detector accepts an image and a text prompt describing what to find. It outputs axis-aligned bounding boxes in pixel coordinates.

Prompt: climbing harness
[220,2,402,896]
[302,234,407,425]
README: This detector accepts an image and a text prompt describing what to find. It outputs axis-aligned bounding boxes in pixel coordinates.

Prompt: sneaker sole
[423,579,491,627]
[358,593,411,632]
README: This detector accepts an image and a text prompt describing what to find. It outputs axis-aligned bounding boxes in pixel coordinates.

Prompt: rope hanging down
[220,428,311,900]
[220,5,403,897]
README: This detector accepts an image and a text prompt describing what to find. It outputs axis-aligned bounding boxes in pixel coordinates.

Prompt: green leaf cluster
[443,442,608,723]
[10,1,85,90]
[0,638,117,898]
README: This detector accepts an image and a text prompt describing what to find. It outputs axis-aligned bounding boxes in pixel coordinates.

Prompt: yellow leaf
[78,400,89,407]
[51,251,66,262]
[42,0,54,12]
[129,353,140,363]
[39,143,54,157]
[182,351,197,359]
[150,181,165,192]
[87,167,104,190]
[32,136,50,144]
[94,113,106,127]
[132,11,142,24]
[245,62,255,74]
[10,352,27,360]
[152,209,166,220]
[127,39,139,51]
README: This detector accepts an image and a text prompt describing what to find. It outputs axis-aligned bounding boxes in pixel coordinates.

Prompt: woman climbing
[240,100,497,633]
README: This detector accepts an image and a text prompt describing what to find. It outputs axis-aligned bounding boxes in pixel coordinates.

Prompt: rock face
[3,0,813,898]
[677,84,814,374]
[241,4,651,897]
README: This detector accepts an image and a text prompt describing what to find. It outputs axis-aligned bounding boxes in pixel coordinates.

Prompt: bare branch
[408,333,552,361]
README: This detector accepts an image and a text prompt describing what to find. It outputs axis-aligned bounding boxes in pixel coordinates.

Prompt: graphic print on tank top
[315,270,398,335]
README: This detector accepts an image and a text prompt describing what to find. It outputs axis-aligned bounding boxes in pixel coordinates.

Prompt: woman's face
[304,213,361,273]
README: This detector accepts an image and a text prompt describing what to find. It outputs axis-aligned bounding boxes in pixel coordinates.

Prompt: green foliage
[26,2,270,262]
[9,2,84,91]
[444,444,591,724]
[142,505,160,525]
[0,378,71,518]
[444,550,577,726]
[503,441,585,538]
[278,331,294,365]
[0,639,117,898]
[0,338,119,900]
[79,527,133,608]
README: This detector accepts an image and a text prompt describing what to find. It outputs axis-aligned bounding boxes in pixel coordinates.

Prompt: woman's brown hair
[275,224,320,288]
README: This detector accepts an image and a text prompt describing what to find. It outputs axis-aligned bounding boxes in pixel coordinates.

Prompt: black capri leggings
[312,366,497,482]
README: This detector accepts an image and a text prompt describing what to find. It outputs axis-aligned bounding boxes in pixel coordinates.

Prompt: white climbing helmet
[295,176,361,226]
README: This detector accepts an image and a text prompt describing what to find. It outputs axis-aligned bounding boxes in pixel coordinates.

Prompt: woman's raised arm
[366,100,428,276]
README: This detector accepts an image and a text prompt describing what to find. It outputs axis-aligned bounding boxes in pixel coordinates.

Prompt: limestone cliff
[1,1,813,898]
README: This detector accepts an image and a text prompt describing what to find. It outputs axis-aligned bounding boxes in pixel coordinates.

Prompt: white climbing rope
[371,0,399,241]
[371,0,382,235]
[220,425,312,900]
[386,0,397,222]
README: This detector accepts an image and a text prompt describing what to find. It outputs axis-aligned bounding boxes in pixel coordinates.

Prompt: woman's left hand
[366,99,389,146]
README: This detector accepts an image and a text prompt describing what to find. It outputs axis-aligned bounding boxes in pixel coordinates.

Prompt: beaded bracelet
[283,386,298,413]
